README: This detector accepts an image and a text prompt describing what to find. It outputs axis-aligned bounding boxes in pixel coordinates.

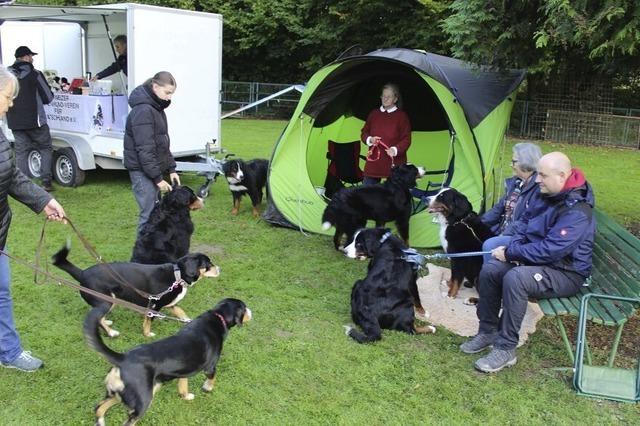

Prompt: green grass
[1,118,639,424]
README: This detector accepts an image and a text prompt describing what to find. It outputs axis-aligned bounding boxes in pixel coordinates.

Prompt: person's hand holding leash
[492,245,507,262]
[371,136,382,146]
[169,172,181,186]
[157,180,172,192]
[385,146,398,157]
[44,199,67,224]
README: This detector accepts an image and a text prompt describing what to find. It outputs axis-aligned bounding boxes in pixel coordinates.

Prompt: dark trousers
[13,125,53,183]
[477,260,584,350]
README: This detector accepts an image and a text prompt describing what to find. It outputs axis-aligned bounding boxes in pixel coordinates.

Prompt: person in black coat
[0,66,67,372]
[5,46,55,191]
[123,71,180,233]
[92,35,128,80]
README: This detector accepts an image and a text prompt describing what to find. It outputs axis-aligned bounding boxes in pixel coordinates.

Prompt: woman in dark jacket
[123,71,180,233]
[480,142,542,262]
[0,67,66,372]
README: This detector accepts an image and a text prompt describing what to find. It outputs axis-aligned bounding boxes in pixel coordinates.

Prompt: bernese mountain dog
[427,187,493,300]
[321,163,425,250]
[84,298,251,425]
[131,183,203,264]
[343,228,435,343]
[222,158,268,217]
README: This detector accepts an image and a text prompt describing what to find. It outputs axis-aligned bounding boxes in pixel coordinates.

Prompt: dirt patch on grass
[548,313,640,368]
[627,221,640,238]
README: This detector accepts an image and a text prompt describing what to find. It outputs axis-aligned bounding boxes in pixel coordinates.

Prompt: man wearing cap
[6,46,55,191]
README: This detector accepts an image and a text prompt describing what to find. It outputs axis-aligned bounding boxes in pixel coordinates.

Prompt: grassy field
[1,119,639,425]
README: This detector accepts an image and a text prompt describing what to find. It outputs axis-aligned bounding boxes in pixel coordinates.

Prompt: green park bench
[536,208,640,402]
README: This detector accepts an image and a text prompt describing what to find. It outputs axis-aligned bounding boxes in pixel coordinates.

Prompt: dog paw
[202,383,214,392]
[108,329,120,338]
[103,320,113,326]
[181,393,195,401]
[427,325,436,334]
[145,332,156,338]
[343,325,353,336]
[463,297,478,306]
[415,309,430,321]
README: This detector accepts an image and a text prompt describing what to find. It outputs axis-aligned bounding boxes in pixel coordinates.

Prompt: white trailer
[0,3,223,189]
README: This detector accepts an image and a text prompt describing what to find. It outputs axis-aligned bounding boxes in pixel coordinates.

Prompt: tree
[442,0,640,79]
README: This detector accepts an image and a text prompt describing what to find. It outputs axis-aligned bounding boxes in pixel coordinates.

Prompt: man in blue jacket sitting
[460,151,595,373]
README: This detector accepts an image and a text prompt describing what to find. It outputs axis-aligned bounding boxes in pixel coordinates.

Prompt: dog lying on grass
[85,298,251,426]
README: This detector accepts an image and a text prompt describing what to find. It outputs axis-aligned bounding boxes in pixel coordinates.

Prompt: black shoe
[42,182,55,192]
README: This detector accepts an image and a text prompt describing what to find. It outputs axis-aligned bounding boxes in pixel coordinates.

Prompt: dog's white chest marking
[229,184,248,192]
[437,215,449,252]
[165,285,188,307]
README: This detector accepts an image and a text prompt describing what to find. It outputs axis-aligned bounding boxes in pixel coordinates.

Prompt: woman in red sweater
[360,83,411,184]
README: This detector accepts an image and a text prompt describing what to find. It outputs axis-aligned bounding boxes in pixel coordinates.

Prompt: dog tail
[83,305,124,365]
[343,310,383,344]
[51,241,84,281]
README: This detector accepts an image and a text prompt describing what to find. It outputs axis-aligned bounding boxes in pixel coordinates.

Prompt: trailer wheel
[198,185,210,198]
[53,148,86,187]
[26,149,43,179]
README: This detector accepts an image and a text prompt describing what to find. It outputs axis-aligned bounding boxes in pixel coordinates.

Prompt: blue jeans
[129,171,160,235]
[0,250,22,363]
[482,235,513,263]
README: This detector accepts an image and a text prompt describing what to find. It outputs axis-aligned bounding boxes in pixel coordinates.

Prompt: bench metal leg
[556,316,574,363]
[607,321,626,367]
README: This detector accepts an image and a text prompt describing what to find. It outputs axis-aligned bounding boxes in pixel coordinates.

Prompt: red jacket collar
[562,168,586,192]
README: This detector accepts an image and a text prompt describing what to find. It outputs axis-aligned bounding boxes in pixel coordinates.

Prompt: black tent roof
[303,48,526,129]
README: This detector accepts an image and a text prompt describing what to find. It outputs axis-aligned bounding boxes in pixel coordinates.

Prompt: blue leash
[402,248,491,268]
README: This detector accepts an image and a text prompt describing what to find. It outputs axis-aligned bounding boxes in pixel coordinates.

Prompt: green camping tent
[264,48,526,248]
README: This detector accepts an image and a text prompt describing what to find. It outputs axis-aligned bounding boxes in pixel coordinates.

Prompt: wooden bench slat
[595,209,640,253]
[592,250,640,303]
[595,237,640,287]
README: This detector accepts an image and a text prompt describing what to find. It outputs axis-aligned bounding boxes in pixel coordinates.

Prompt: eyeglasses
[380,95,396,100]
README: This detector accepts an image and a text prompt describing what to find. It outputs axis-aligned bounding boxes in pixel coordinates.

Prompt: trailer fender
[52,135,96,171]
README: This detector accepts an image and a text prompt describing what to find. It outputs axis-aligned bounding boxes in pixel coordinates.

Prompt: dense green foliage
[16,0,640,95]
[0,119,638,424]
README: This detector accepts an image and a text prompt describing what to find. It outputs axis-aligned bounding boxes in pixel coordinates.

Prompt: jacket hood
[546,168,594,208]
[11,61,34,79]
[128,84,171,110]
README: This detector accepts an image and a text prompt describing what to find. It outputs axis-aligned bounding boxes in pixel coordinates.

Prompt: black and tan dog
[343,228,435,343]
[427,187,493,300]
[85,298,251,426]
[53,243,220,337]
[321,163,425,250]
[131,183,204,264]
[222,158,268,217]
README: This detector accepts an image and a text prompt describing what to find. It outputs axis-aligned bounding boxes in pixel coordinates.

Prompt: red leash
[366,140,395,167]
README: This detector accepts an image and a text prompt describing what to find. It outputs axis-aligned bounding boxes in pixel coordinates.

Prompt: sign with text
[45,94,127,135]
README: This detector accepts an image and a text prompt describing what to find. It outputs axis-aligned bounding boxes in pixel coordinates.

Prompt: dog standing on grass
[85,298,251,426]
[222,158,268,217]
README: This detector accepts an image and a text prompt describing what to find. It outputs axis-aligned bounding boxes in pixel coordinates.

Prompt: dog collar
[401,248,427,271]
[214,312,227,330]
[379,231,393,244]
